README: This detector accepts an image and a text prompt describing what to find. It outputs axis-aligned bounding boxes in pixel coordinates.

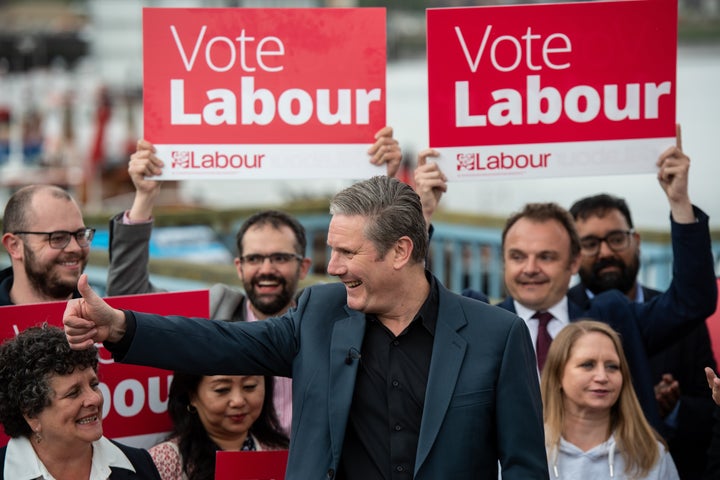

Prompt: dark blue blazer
[464,207,717,434]
[112,278,549,479]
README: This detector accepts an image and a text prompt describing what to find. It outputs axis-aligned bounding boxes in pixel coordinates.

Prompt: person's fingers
[130,154,163,178]
[706,367,718,388]
[676,123,682,151]
[137,139,156,153]
[374,125,393,139]
[76,274,99,302]
[417,148,439,167]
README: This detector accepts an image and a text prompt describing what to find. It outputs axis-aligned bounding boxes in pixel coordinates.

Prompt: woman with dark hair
[149,372,288,480]
[541,320,678,479]
[0,324,161,479]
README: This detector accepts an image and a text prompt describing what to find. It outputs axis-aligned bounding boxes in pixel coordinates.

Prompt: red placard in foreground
[215,450,288,480]
[427,0,677,180]
[143,8,386,180]
[0,290,209,447]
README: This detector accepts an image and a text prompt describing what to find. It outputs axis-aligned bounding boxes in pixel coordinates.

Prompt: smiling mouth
[76,415,98,425]
[344,280,362,288]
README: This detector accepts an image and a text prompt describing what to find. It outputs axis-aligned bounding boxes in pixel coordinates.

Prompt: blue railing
[287,215,720,298]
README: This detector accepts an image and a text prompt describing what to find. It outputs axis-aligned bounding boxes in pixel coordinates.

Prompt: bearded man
[1,185,93,305]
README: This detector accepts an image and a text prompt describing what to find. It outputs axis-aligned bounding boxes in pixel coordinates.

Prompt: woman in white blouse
[0,324,161,480]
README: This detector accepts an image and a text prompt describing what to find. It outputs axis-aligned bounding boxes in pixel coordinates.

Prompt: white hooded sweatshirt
[548,434,679,480]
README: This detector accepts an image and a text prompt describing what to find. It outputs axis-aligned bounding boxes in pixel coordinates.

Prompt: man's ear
[298,257,312,280]
[2,233,24,260]
[392,236,414,270]
[234,256,243,279]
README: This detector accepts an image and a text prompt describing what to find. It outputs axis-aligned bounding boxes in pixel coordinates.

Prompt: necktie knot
[533,311,554,373]
[533,311,553,327]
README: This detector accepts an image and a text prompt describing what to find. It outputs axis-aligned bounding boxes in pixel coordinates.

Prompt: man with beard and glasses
[104,127,402,435]
[413,138,717,439]
[568,193,717,480]
[1,185,94,306]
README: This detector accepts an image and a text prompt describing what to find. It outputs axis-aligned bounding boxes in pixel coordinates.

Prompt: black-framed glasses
[240,252,303,266]
[13,228,96,250]
[579,230,634,256]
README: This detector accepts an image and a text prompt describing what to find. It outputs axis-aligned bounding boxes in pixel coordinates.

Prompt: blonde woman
[541,320,679,479]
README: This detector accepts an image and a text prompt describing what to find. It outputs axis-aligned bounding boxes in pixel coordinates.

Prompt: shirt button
[394,424,402,431]
[392,380,400,388]
[395,465,404,472]
[393,340,400,346]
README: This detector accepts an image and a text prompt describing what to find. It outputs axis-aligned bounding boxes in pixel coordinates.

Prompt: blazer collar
[327,307,366,465]
[415,282,468,474]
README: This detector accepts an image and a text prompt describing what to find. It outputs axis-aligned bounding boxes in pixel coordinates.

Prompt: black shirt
[338,273,439,480]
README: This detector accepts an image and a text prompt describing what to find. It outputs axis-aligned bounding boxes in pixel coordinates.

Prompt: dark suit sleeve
[113,298,301,377]
[631,207,717,354]
[496,316,549,480]
[652,322,718,476]
[702,406,720,480]
[659,322,717,431]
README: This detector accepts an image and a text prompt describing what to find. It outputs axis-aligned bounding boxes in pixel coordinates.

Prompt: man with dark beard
[1,185,93,306]
[568,193,717,480]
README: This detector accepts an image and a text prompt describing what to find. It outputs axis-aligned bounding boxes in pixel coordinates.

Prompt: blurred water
[180,44,720,230]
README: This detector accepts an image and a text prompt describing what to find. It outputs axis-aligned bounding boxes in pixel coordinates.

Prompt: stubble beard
[23,247,87,300]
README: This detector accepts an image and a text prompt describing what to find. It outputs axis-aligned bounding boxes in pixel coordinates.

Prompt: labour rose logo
[171,151,192,168]
[457,153,477,171]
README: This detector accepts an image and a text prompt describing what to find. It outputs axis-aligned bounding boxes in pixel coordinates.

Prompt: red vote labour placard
[427,0,677,180]
[0,290,209,448]
[215,450,288,480]
[143,8,386,180]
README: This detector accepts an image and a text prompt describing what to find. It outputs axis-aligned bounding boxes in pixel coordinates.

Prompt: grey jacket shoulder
[209,283,247,321]
[106,213,160,296]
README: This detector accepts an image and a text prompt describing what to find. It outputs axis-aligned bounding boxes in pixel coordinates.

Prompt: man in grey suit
[65,175,549,479]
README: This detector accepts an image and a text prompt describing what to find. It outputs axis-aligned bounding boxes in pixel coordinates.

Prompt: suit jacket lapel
[567,296,585,320]
[327,308,366,464]
[415,286,467,474]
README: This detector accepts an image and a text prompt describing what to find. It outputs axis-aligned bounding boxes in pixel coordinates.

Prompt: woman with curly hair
[0,324,161,479]
[541,320,679,479]
[149,372,288,480]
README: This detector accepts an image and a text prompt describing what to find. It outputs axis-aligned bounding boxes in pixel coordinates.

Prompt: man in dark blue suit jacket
[567,193,716,479]
[64,176,549,480]
[415,142,717,436]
